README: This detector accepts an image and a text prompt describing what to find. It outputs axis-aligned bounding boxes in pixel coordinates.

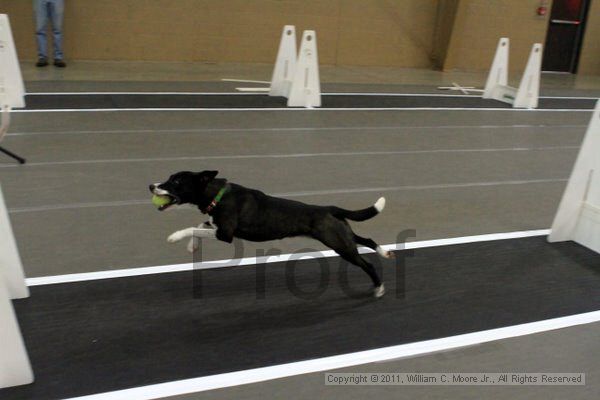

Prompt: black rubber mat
[22,93,597,110]
[1,237,599,399]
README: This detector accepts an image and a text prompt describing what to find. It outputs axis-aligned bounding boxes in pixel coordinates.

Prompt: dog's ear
[197,170,219,183]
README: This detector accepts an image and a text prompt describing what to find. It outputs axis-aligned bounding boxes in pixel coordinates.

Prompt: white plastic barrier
[287,30,321,108]
[0,280,34,389]
[0,185,28,299]
[0,17,31,384]
[549,100,600,253]
[0,13,26,164]
[0,12,27,297]
[269,25,297,98]
[483,38,542,109]
[0,14,25,110]
[0,185,34,388]
[483,38,509,99]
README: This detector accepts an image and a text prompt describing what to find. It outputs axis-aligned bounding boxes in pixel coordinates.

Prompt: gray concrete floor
[2,62,600,399]
[1,109,592,276]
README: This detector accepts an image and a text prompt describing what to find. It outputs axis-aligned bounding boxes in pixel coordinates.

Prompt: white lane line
[5,124,587,137]
[26,91,263,96]
[9,199,149,213]
[7,179,567,214]
[62,310,600,400]
[8,107,595,113]
[0,146,580,168]
[236,87,271,92]
[274,179,567,198]
[222,79,271,84]
[26,229,550,286]
[24,91,600,100]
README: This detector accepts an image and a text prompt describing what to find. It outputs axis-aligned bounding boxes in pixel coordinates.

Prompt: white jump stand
[227,25,322,108]
[269,25,297,98]
[483,38,542,109]
[287,30,321,108]
[0,13,34,389]
[0,184,34,388]
[549,100,600,253]
[0,13,26,164]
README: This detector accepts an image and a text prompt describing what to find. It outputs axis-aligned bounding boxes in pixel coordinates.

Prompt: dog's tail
[330,197,386,222]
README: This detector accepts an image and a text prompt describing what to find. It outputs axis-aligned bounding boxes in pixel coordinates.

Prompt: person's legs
[33,0,49,62]
[48,0,65,62]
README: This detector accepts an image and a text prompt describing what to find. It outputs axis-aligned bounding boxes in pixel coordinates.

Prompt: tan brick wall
[335,0,438,67]
[431,0,459,69]
[444,0,552,72]
[578,0,600,75]
[1,0,597,74]
[0,0,438,67]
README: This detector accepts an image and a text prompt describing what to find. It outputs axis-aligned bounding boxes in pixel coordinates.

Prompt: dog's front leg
[167,227,196,243]
[168,224,216,244]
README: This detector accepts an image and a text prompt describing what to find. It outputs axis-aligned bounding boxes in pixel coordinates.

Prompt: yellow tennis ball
[152,195,171,207]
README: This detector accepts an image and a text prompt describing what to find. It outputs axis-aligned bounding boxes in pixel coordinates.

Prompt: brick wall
[0,0,598,74]
[578,0,600,75]
[0,0,438,67]
[443,0,552,72]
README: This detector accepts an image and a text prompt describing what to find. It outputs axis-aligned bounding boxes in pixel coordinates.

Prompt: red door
[542,0,591,72]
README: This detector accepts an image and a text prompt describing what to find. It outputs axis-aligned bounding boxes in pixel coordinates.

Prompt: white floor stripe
[24,91,599,100]
[63,309,600,400]
[327,93,598,100]
[8,179,567,214]
[26,91,262,96]
[9,107,595,113]
[274,179,567,198]
[539,95,600,100]
[236,87,271,92]
[221,79,271,84]
[5,124,586,137]
[0,146,579,169]
[26,229,550,286]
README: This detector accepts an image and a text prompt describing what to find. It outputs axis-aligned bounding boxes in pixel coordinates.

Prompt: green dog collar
[203,183,230,214]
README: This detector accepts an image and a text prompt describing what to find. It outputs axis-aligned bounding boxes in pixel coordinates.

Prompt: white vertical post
[0,182,33,388]
[287,30,321,108]
[1,13,25,152]
[0,184,29,299]
[483,38,509,99]
[269,25,297,98]
[0,14,26,109]
[514,43,542,109]
[0,14,35,390]
[549,100,600,253]
[0,105,10,144]
[0,277,34,388]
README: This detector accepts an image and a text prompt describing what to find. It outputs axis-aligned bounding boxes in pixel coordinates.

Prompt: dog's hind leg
[314,219,384,297]
[353,234,394,259]
[339,251,384,297]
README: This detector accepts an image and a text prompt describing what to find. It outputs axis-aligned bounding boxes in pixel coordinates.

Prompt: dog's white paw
[376,246,394,259]
[187,237,199,253]
[167,230,186,243]
[373,284,386,298]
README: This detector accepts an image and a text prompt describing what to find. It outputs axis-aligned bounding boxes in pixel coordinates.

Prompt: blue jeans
[34,0,64,60]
